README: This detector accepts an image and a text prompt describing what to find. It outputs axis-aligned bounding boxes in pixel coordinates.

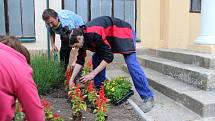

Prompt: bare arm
[50,33,58,52]
[80,60,108,83]
[67,48,78,71]
[69,63,83,88]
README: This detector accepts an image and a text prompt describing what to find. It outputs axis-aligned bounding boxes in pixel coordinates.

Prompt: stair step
[122,65,215,117]
[106,69,202,121]
[137,54,215,90]
[143,48,215,69]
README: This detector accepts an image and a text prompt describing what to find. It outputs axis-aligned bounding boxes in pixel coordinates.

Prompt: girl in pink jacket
[0,36,45,121]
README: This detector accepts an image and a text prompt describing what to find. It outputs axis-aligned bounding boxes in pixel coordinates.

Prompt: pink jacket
[0,43,45,121]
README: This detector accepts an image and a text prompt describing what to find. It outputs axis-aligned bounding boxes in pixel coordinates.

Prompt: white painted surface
[195,0,215,44]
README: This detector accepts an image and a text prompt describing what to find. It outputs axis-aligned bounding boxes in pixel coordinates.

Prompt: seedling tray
[111,90,134,106]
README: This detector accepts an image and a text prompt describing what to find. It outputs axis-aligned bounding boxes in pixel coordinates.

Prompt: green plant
[41,98,64,121]
[68,83,87,115]
[95,86,108,121]
[31,54,65,95]
[14,99,64,121]
[104,77,132,102]
[81,59,92,76]
[85,80,97,105]
[14,101,25,121]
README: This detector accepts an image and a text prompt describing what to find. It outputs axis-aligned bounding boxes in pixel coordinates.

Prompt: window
[190,0,201,13]
[62,0,136,30]
[0,0,35,42]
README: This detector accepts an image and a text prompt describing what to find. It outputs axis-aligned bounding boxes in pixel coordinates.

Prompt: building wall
[23,0,201,51]
[23,0,62,51]
[136,0,201,50]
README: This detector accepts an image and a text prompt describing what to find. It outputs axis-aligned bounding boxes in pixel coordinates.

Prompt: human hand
[79,72,96,84]
[69,79,75,90]
[67,63,75,72]
[51,45,58,52]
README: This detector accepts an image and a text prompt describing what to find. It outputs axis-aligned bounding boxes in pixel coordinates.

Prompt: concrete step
[122,65,215,118]
[106,69,203,121]
[137,54,215,90]
[141,48,215,70]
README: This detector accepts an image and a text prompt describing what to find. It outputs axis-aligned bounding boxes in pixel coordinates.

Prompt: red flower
[87,80,94,92]
[41,99,49,108]
[95,86,108,113]
[87,59,92,69]
[53,113,59,118]
[65,69,73,85]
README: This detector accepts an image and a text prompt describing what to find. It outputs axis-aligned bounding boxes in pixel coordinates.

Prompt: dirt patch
[44,85,143,121]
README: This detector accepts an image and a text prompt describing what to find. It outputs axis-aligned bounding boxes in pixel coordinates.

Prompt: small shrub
[31,54,65,95]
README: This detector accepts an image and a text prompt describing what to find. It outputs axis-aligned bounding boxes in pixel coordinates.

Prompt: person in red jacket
[66,16,154,113]
[0,36,45,121]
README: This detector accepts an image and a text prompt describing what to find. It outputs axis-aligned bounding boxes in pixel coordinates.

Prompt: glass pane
[77,0,88,22]
[190,0,201,12]
[114,0,124,20]
[91,0,101,19]
[125,0,135,29]
[64,0,76,12]
[22,0,35,37]
[0,0,5,35]
[101,0,111,16]
[8,0,22,36]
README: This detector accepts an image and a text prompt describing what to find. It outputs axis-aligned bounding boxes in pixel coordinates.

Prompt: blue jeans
[92,31,153,100]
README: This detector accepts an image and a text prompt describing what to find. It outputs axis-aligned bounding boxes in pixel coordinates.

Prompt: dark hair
[0,36,31,64]
[61,27,83,45]
[42,8,58,21]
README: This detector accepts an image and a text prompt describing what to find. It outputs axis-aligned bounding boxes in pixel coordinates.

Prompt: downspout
[46,0,51,61]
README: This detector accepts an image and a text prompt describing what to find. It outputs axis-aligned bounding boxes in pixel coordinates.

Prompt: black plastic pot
[111,90,134,106]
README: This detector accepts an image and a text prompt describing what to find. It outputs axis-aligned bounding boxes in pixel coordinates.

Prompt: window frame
[2,0,36,42]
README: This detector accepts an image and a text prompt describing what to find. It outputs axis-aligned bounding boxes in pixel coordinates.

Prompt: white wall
[23,0,62,51]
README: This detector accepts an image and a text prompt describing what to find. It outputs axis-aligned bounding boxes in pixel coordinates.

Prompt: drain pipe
[46,0,51,61]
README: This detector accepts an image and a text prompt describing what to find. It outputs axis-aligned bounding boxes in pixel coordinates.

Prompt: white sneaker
[140,97,155,113]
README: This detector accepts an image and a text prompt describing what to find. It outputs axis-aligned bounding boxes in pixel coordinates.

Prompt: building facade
[1,0,215,53]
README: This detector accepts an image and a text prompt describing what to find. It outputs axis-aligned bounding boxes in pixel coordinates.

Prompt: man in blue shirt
[42,9,84,69]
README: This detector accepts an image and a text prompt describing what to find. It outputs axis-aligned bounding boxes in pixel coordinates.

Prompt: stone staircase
[130,48,215,117]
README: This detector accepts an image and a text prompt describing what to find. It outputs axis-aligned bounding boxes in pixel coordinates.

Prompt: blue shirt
[48,10,84,35]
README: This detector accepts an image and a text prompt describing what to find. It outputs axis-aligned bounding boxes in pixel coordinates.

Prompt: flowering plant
[95,86,108,121]
[85,80,97,105]
[14,99,64,121]
[64,69,73,90]
[81,59,92,76]
[68,83,87,115]
[41,98,64,121]
[104,77,132,102]
[14,101,25,121]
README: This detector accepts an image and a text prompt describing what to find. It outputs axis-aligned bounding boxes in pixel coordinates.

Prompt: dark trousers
[60,48,71,69]
[60,35,72,70]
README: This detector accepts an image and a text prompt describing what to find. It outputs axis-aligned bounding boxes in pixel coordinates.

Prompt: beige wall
[136,0,161,49]
[136,0,201,50]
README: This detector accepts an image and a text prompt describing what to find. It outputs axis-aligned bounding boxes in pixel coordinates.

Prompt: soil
[44,85,143,121]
